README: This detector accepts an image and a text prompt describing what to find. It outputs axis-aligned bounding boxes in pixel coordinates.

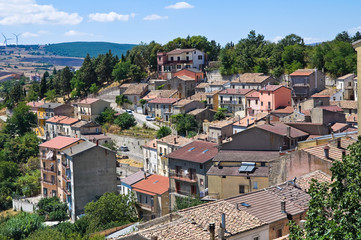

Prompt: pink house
[246,91,260,116]
[258,85,292,113]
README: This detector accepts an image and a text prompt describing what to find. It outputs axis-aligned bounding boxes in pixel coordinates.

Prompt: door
[176,181,181,193]
[191,185,196,195]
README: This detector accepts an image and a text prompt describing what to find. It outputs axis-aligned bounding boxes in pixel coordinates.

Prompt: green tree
[0,212,43,240]
[156,126,172,139]
[171,114,199,136]
[2,132,40,163]
[112,60,131,82]
[128,64,145,82]
[39,72,48,99]
[115,94,131,107]
[95,107,117,125]
[84,192,138,233]
[89,83,99,94]
[4,102,37,137]
[27,83,40,102]
[37,196,69,221]
[77,54,97,92]
[174,195,203,210]
[15,170,40,197]
[335,31,351,42]
[282,44,306,74]
[114,112,136,129]
[214,110,226,121]
[289,138,361,239]
[59,66,73,96]
[279,34,304,46]
[45,89,57,102]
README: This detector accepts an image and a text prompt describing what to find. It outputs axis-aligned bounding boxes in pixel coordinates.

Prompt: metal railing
[41,179,55,185]
[169,171,197,182]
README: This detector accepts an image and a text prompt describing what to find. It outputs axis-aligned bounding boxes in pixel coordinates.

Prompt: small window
[177,65,181,69]
[222,176,226,178]
[198,55,203,60]
[253,181,258,190]
[268,92,270,96]
[239,185,245,193]
[277,229,282,238]
[253,237,259,240]
[200,178,204,186]
[200,163,203,169]
[261,162,266,167]
[255,100,258,104]
[177,56,180,61]
[261,101,263,106]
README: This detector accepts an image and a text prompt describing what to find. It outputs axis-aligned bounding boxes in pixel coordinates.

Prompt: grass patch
[104,125,157,139]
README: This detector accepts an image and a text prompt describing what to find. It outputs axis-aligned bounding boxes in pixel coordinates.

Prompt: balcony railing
[41,167,55,173]
[138,203,154,212]
[169,187,196,196]
[166,60,193,64]
[41,179,55,185]
[169,171,197,183]
[62,175,71,182]
[62,187,71,195]
[221,100,242,105]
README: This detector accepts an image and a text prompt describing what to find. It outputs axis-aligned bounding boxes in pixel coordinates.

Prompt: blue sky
[1,0,361,46]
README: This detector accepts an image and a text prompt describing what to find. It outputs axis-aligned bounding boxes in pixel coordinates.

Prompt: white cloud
[21,30,49,38]
[165,2,194,9]
[348,26,361,35]
[272,36,283,43]
[0,0,82,25]
[143,14,168,21]
[88,12,134,22]
[304,37,323,44]
[64,30,94,37]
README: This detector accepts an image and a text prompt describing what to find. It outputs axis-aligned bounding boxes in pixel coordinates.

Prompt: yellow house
[207,150,280,199]
[352,40,361,135]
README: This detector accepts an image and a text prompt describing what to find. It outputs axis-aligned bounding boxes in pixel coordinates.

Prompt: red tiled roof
[271,106,294,114]
[78,98,99,104]
[330,100,357,109]
[331,123,349,132]
[258,85,284,92]
[121,170,150,186]
[46,115,79,125]
[26,101,44,108]
[257,123,309,138]
[143,139,157,150]
[132,174,169,195]
[290,69,315,76]
[318,105,344,112]
[311,88,338,98]
[148,98,179,104]
[219,89,254,95]
[246,91,259,98]
[166,140,218,163]
[39,136,81,149]
[167,48,196,55]
[346,113,357,123]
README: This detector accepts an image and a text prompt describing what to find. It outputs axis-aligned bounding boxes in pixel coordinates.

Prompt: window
[198,55,203,60]
[43,188,48,196]
[253,181,258,189]
[177,65,181,69]
[170,57,174,61]
[222,176,226,178]
[177,56,180,61]
[239,185,245,193]
[159,66,162,71]
[52,190,56,197]
[43,174,47,180]
[200,163,203,169]
[277,229,282,238]
[58,171,60,176]
[255,100,258,104]
[51,175,55,184]
[268,102,271,109]
[253,237,259,240]
[261,101,263,106]
[158,57,161,61]
[261,162,266,167]
[200,178,204,186]
[268,92,270,96]
[164,149,167,155]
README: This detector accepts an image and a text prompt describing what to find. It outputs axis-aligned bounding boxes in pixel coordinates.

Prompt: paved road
[107,133,147,162]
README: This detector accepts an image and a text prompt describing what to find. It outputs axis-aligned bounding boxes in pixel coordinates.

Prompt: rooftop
[209,119,235,129]
[26,101,44,108]
[123,83,148,95]
[331,123,349,132]
[166,140,218,163]
[232,73,272,84]
[330,100,358,109]
[148,98,179,104]
[121,170,150,187]
[271,106,294,114]
[213,150,280,163]
[219,88,254,95]
[46,115,79,125]
[295,170,332,192]
[142,90,178,100]
[173,99,197,107]
[132,174,169,196]
[258,85,285,92]
[207,165,269,177]
[62,141,98,156]
[167,48,196,55]
[289,69,315,76]
[39,102,63,109]
[187,108,210,116]
[143,139,157,150]
[318,105,344,112]
[195,82,209,89]
[257,123,309,138]
[78,98,99,105]
[176,75,195,81]
[337,73,355,80]
[157,135,192,147]
[245,91,260,98]
[209,81,229,86]
[71,121,100,128]
[188,92,208,101]
[311,88,339,98]
[233,113,268,127]
[39,136,81,149]
[82,134,111,141]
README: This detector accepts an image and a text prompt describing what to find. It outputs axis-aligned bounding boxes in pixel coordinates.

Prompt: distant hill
[44,42,137,58]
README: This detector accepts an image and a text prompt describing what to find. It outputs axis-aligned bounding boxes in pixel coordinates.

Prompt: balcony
[62,187,71,195]
[169,172,197,183]
[79,114,91,121]
[41,167,55,173]
[138,203,154,212]
[170,187,195,196]
[292,83,310,87]
[166,60,193,64]
[62,174,71,182]
[41,179,55,185]
[220,100,242,105]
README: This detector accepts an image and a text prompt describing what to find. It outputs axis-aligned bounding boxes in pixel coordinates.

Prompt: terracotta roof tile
[232,73,272,84]
[195,82,209,89]
[259,85,284,92]
[143,139,157,150]
[330,100,357,109]
[148,98,179,104]
[331,123,349,132]
[176,75,195,81]
[39,136,81,149]
[209,119,234,128]
[157,135,192,147]
[318,105,344,112]
[78,98,99,104]
[311,88,338,98]
[132,174,169,195]
[290,69,315,76]
[142,90,178,100]
[337,73,354,80]
[123,83,148,95]
[257,123,309,138]
[271,106,294,114]
[173,99,196,107]
[46,115,79,125]
[167,48,196,55]
[219,88,254,95]
[295,170,332,192]
[166,140,218,163]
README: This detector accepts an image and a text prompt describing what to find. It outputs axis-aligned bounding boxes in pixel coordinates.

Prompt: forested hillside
[44,42,136,58]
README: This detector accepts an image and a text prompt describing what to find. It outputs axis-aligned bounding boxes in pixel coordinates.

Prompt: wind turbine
[2,33,12,47]
[13,33,20,47]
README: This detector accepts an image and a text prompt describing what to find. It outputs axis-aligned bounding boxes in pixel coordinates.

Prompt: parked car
[119,146,129,151]
[125,109,133,115]
[146,115,155,121]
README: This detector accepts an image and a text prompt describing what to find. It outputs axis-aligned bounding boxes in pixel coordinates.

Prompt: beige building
[147,98,179,121]
[172,99,204,115]
[123,83,149,105]
[156,135,193,176]
[75,98,110,121]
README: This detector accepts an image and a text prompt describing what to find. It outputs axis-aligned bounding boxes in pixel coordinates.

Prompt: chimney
[281,201,286,213]
[96,140,99,146]
[174,137,177,144]
[337,138,341,149]
[342,150,346,158]
[144,172,147,180]
[209,223,215,240]
[324,146,330,159]
[287,126,291,138]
